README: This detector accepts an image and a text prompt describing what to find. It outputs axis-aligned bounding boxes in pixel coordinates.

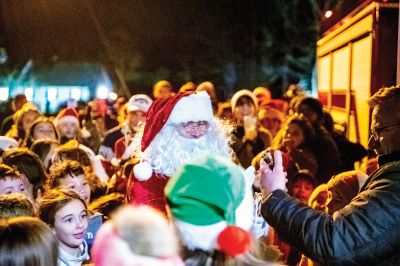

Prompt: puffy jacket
[261,159,400,265]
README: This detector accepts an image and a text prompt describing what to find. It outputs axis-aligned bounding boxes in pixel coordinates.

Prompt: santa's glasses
[178,121,210,134]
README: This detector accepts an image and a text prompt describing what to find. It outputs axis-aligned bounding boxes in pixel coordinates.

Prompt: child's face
[0,176,27,196]
[54,199,88,252]
[58,122,79,140]
[59,174,91,205]
[290,179,314,204]
[33,122,57,141]
[283,122,305,150]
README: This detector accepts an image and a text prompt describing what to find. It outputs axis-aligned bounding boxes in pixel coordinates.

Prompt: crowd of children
[0,80,372,266]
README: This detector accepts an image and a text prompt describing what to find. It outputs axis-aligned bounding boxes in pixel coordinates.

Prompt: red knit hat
[55,108,79,127]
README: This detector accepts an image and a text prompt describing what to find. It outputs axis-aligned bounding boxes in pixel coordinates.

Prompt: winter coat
[261,153,400,265]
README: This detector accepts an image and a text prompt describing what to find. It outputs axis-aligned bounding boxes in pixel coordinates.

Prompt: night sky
[0,0,333,98]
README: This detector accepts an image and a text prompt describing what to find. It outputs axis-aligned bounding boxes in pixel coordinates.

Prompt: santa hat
[0,136,18,152]
[92,206,184,266]
[231,89,258,112]
[133,91,213,181]
[127,94,153,113]
[54,108,79,127]
[165,154,253,257]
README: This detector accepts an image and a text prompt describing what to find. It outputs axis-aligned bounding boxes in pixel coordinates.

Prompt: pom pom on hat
[217,225,252,257]
[133,161,153,181]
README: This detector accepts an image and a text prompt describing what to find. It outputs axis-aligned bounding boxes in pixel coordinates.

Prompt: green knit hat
[165,154,245,226]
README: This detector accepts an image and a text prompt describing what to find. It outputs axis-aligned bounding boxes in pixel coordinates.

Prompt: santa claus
[126,91,232,215]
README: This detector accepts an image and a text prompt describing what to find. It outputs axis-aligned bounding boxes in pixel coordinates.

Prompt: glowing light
[325,10,333,18]
[25,87,33,101]
[47,88,57,101]
[0,87,9,101]
[96,85,109,99]
[71,88,82,100]
[108,91,118,101]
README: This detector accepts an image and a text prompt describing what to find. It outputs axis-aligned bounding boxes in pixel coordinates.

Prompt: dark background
[0,0,344,99]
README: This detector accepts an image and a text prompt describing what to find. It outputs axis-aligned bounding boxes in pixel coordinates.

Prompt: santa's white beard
[135,119,232,177]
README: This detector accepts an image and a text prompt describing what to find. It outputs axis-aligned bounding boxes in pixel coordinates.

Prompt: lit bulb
[325,10,333,18]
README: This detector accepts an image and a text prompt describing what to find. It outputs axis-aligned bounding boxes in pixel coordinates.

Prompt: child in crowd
[24,117,58,148]
[47,159,104,251]
[273,113,318,180]
[31,138,61,172]
[2,148,47,200]
[38,189,89,266]
[0,194,35,218]
[47,160,91,205]
[0,217,58,266]
[0,164,31,199]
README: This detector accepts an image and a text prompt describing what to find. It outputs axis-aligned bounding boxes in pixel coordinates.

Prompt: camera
[263,148,275,170]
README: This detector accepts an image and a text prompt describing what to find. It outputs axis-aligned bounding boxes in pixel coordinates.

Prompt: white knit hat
[230,89,258,112]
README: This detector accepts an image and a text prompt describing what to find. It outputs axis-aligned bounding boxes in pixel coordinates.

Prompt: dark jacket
[311,125,342,184]
[231,126,270,168]
[261,152,400,265]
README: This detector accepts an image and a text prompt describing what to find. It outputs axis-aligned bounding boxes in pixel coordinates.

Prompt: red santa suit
[126,92,214,216]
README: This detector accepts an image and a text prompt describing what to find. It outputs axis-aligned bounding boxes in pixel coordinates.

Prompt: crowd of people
[0,79,398,266]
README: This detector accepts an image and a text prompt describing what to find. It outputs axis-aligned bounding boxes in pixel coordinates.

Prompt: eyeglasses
[370,121,400,140]
[178,121,210,134]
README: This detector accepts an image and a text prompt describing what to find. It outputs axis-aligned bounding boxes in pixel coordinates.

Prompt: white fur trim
[121,140,136,160]
[235,166,255,231]
[111,157,121,167]
[174,220,227,251]
[133,161,153,181]
[168,91,213,124]
[93,155,109,183]
[55,116,79,127]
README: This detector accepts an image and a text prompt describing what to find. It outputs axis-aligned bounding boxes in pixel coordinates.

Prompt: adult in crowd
[323,111,367,171]
[113,94,153,165]
[231,89,271,168]
[260,85,400,265]
[295,97,341,183]
[98,94,152,162]
[127,91,232,215]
